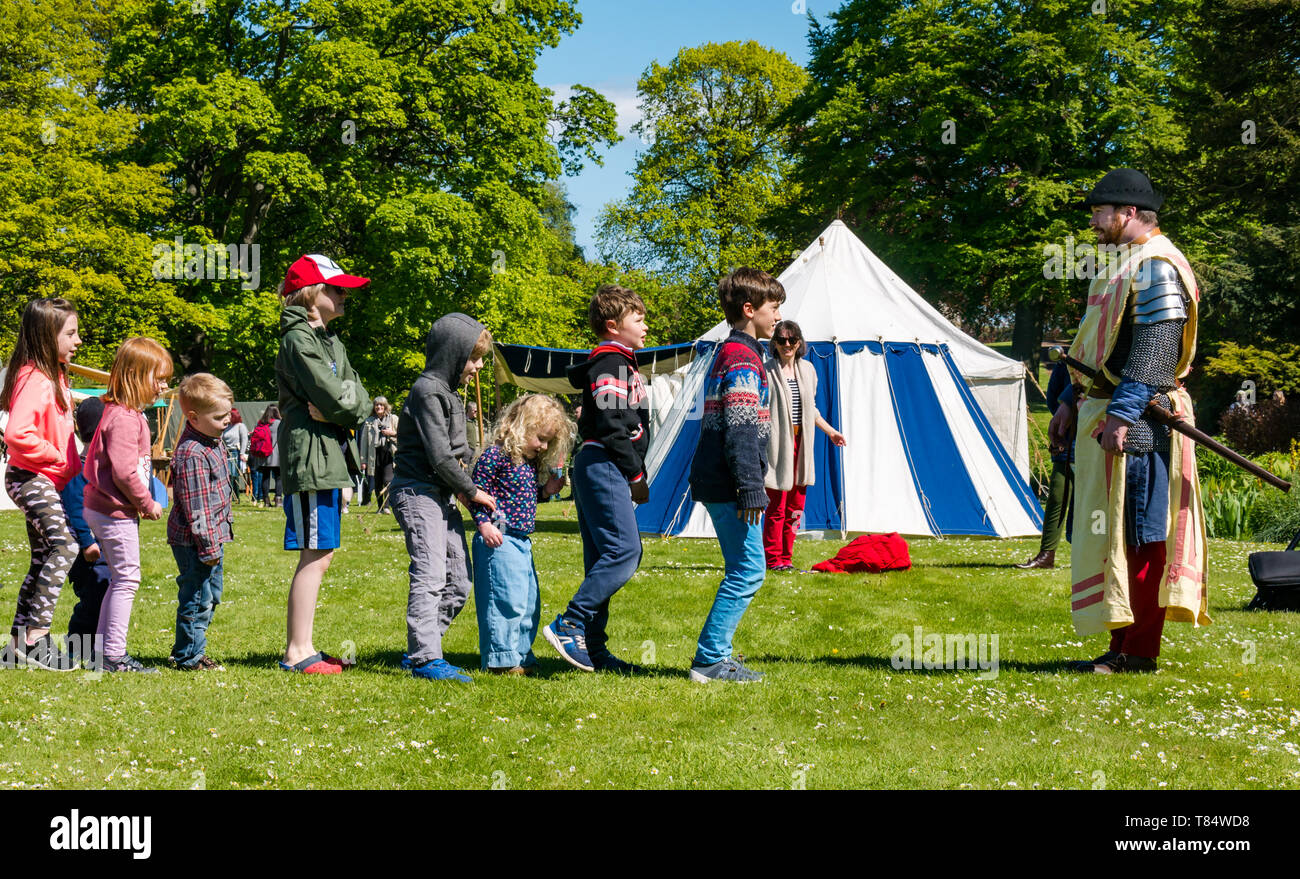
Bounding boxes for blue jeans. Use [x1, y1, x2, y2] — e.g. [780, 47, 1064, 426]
[566, 445, 643, 654]
[250, 467, 264, 501]
[472, 532, 540, 669]
[171, 544, 224, 666]
[695, 502, 766, 666]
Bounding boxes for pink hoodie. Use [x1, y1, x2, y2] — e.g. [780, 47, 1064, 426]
[83, 402, 155, 519]
[2, 363, 80, 489]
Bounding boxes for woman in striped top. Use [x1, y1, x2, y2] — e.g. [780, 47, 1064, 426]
[763, 320, 847, 571]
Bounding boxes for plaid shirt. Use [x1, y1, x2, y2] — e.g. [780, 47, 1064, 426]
[167, 424, 234, 562]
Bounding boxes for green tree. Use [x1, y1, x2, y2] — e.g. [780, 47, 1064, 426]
[779, 0, 1193, 367]
[102, 0, 619, 397]
[0, 0, 211, 371]
[1163, 0, 1300, 348]
[596, 40, 808, 340]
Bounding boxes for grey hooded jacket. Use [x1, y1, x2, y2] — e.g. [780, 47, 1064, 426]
[391, 313, 485, 497]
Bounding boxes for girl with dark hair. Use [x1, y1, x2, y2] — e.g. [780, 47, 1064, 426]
[763, 320, 847, 572]
[2, 298, 83, 669]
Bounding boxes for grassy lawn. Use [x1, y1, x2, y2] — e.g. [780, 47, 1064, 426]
[0, 500, 1297, 790]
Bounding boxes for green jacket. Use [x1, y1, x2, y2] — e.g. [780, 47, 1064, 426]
[275, 306, 372, 495]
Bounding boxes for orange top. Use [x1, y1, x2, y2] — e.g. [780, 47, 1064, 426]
[2, 363, 80, 489]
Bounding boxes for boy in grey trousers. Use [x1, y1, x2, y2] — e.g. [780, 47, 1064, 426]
[390, 313, 496, 682]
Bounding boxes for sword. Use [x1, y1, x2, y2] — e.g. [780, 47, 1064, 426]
[1048, 347, 1291, 492]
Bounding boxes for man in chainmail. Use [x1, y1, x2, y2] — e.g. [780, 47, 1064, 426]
[1049, 169, 1211, 674]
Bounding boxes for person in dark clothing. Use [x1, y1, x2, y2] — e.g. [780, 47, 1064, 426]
[1017, 359, 1075, 569]
[62, 396, 109, 658]
[542, 285, 651, 675]
[389, 313, 497, 683]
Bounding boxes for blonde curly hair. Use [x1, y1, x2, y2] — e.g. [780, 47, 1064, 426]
[490, 394, 575, 476]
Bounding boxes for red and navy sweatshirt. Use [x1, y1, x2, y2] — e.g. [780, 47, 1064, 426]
[567, 340, 651, 484]
[688, 330, 771, 511]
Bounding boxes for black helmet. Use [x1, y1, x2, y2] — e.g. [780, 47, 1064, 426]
[1082, 168, 1164, 212]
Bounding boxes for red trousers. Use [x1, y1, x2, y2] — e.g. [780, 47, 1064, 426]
[764, 431, 806, 568]
[1108, 541, 1168, 659]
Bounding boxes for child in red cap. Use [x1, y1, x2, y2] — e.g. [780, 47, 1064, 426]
[275, 254, 372, 674]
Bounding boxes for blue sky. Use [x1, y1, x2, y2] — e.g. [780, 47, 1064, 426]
[535, 0, 828, 258]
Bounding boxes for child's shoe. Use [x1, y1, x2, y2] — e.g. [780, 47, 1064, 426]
[590, 648, 646, 675]
[103, 653, 160, 674]
[411, 658, 472, 683]
[689, 656, 763, 684]
[20, 634, 79, 671]
[543, 615, 594, 671]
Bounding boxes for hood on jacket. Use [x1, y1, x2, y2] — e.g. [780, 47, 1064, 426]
[566, 341, 639, 391]
[423, 313, 488, 389]
[280, 305, 316, 338]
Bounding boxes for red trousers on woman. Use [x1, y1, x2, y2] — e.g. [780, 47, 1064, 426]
[763, 430, 806, 568]
[1107, 541, 1168, 659]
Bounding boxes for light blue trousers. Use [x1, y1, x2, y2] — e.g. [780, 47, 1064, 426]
[694, 502, 766, 666]
[472, 532, 541, 670]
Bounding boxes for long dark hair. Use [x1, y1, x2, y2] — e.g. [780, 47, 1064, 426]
[0, 298, 78, 413]
[260, 404, 280, 424]
[771, 320, 807, 361]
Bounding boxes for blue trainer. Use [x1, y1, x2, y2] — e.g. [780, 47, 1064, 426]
[411, 658, 472, 683]
[542, 614, 594, 672]
[400, 652, 412, 670]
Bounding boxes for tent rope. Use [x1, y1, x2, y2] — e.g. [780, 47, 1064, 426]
[1022, 363, 1052, 494]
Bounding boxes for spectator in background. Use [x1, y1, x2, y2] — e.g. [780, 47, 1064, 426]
[1017, 359, 1074, 570]
[262, 404, 281, 507]
[221, 407, 249, 502]
[359, 396, 398, 513]
[465, 401, 481, 463]
[249, 405, 279, 507]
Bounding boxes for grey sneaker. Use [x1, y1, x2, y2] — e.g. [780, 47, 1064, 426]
[103, 654, 159, 674]
[689, 656, 764, 684]
[18, 634, 78, 671]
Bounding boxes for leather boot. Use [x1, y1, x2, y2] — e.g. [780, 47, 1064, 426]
[1015, 550, 1055, 569]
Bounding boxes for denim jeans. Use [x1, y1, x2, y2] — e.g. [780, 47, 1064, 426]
[695, 502, 766, 666]
[472, 532, 540, 670]
[170, 544, 224, 666]
[565, 444, 643, 654]
[250, 467, 264, 502]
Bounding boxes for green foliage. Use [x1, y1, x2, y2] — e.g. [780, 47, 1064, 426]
[1195, 340, 1300, 429]
[596, 40, 808, 338]
[0, 0, 622, 397]
[0, 0, 216, 370]
[778, 0, 1193, 358]
[1197, 441, 1298, 540]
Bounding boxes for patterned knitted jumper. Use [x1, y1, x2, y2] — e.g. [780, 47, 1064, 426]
[688, 329, 771, 510]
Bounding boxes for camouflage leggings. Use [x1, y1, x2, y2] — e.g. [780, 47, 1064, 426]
[4, 467, 79, 636]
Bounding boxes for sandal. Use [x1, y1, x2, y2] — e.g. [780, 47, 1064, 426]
[320, 651, 355, 669]
[278, 652, 341, 674]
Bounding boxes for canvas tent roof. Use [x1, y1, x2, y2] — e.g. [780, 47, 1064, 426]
[636, 220, 1041, 539]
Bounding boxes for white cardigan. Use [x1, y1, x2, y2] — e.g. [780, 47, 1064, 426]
[764, 357, 819, 491]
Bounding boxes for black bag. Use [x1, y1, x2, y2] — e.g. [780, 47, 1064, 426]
[1246, 529, 1300, 611]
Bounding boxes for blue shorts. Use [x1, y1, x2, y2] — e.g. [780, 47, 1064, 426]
[284, 490, 342, 551]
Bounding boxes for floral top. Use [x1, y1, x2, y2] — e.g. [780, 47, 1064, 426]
[471, 445, 541, 534]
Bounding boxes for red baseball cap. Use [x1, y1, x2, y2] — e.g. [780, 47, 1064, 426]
[281, 254, 370, 296]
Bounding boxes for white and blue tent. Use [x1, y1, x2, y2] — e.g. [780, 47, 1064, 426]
[636, 221, 1043, 539]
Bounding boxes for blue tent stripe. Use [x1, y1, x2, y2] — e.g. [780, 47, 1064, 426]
[800, 342, 842, 531]
[935, 347, 1044, 529]
[883, 344, 999, 537]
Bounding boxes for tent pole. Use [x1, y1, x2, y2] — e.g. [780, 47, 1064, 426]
[475, 370, 485, 450]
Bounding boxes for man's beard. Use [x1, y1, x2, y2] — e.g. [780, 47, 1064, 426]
[1094, 214, 1126, 245]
